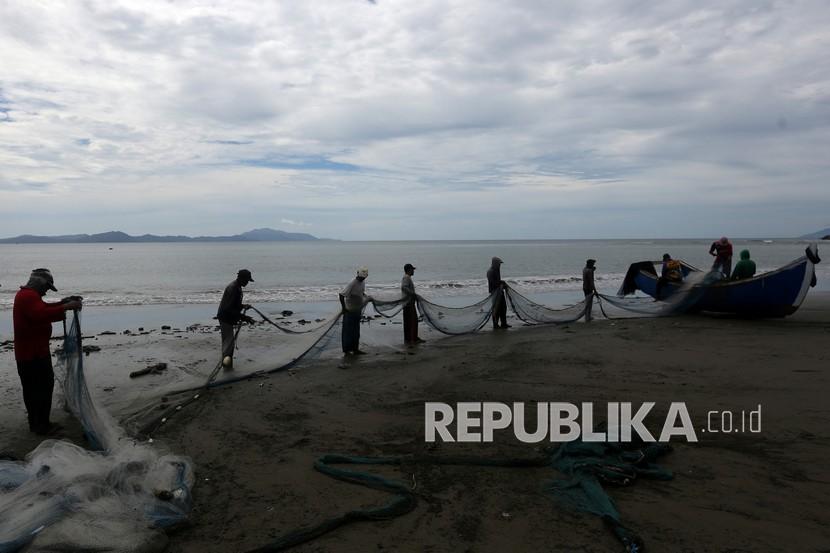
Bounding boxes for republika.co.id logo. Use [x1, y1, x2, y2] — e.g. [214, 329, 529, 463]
[425, 402, 762, 443]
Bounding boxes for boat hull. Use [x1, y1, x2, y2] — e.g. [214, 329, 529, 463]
[629, 246, 819, 317]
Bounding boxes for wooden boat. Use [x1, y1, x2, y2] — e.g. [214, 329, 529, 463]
[618, 244, 820, 317]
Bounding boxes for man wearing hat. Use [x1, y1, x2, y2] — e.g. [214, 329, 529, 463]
[13, 268, 82, 435]
[339, 267, 372, 355]
[401, 263, 424, 345]
[487, 256, 510, 329]
[217, 269, 255, 369]
[582, 259, 597, 322]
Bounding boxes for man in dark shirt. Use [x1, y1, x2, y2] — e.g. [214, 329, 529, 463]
[13, 268, 82, 435]
[487, 257, 510, 329]
[582, 259, 597, 322]
[401, 263, 424, 345]
[217, 269, 255, 369]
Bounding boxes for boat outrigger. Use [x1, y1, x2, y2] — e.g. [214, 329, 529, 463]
[618, 244, 821, 317]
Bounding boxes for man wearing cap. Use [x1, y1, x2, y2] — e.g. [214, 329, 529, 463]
[217, 269, 255, 369]
[582, 259, 597, 322]
[339, 267, 372, 355]
[13, 269, 82, 435]
[487, 257, 510, 329]
[401, 263, 424, 345]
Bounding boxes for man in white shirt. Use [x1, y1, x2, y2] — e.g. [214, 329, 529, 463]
[339, 267, 372, 355]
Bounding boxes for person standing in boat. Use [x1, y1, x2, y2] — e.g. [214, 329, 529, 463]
[401, 263, 424, 345]
[339, 267, 373, 355]
[487, 257, 510, 329]
[731, 249, 757, 280]
[709, 237, 733, 278]
[582, 259, 597, 322]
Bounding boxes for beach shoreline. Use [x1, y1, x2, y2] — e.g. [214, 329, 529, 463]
[2, 293, 829, 551]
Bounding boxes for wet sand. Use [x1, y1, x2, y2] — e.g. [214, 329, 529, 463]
[2, 294, 830, 552]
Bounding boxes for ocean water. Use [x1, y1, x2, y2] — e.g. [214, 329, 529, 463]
[0, 239, 826, 335]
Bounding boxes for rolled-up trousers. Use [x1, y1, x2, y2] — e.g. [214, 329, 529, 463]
[220, 321, 236, 360]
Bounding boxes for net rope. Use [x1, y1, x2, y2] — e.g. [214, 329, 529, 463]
[130, 283, 707, 437]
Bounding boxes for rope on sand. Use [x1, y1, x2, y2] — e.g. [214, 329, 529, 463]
[243, 442, 671, 553]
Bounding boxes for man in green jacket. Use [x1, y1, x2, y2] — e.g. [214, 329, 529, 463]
[731, 250, 757, 280]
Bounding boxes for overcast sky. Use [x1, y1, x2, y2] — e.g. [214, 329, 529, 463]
[1, 1, 829, 240]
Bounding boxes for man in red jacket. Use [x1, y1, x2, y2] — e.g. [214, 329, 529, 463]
[709, 236, 733, 279]
[13, 268, 82, 435]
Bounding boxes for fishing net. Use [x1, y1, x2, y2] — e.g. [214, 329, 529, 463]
[504, 284, 588, 324]
[370, 294, 411, 319]
[136, 290, 498, 437]
[548, 439, 673, 553]
[0, 311, 194, 553]
[61, 310, 121, 451]
[415, 291, 498, 335]
[600, 270, 714, 318]
[130, 312, 344, 438]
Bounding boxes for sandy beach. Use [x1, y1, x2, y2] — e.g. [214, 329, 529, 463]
[2, 294, 830, 552]
[5, 0, 830, 549]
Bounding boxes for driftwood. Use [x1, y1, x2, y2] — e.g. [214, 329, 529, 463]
[129, 362, 168, 379]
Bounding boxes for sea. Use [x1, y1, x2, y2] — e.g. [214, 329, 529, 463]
[0, 239, 827, 337]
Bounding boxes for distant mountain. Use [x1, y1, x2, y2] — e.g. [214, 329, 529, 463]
[233, 228, 318, 241]
[0, 228, 322, 244]
[799, 227, 830, 240]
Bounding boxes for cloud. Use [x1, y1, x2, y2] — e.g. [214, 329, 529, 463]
[0, 0, 829, 239]
[280, 218, 311, 227]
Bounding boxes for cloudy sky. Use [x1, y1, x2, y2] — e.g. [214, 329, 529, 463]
[1, 1, 829, 240]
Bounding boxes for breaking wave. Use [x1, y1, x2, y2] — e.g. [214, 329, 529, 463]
[0, 273, 628, 308]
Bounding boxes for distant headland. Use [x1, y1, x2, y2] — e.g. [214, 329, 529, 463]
[800, 227, 830, 240]
[0, 228, 326, 244]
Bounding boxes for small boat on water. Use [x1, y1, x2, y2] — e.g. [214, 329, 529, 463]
[618, 244, 821, 317]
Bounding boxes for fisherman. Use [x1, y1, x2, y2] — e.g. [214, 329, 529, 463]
[13, 269, 83, 435]
[582, 259, 597, 322]
[655, 253, 683, 300]
[339, 267, 373, 355]
[217, 269, 255, 369]
[401, 263, 424, 345]
[709, 237, 733, 278]
[731, 249, 757, 280]
[487, 257, 510, 329]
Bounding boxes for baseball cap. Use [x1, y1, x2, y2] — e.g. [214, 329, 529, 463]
[31, 268, 57, 291]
